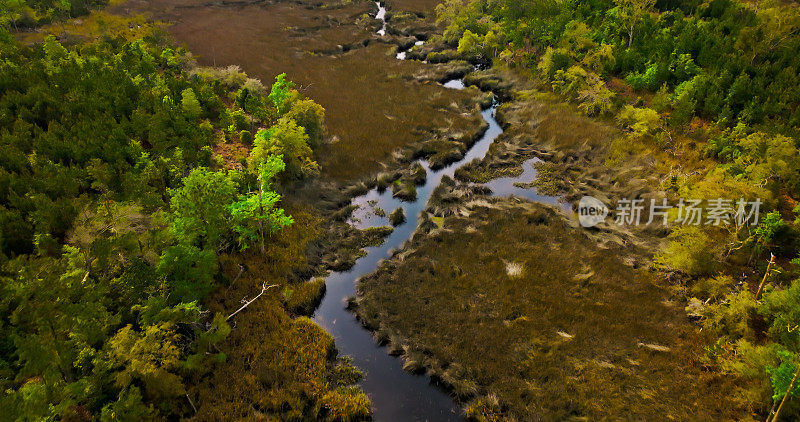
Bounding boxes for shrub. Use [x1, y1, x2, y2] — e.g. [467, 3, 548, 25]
[537, 47, 571, 81]
[251, 118, 318, 179]
[284, 99, 325, 148]
[616, 105, 662, 136]
[702, 290, 757, 340]
[389, 208, 405, 226]
[239, 130, 253, 146]
[691, 275, 735, 300]
[229, 109, 249, 132]
[656, 225, 724, 276]
[626, 62, 662, 91]
[189, 65, 247, 88]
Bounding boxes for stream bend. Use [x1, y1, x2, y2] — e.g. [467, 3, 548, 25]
[311, 5, 565, 420]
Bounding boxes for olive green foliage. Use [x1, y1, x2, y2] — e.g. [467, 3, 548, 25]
[252, 118, 319, 179]
[239, 129, 253, 145]
[617, 105, 662, 137]
[169, 167, 238, 249]
[456, 29, 505, 60]
[0, 0, 107, 29]
[157, 244, 217, 303]
[656, 225, 724, 276]
[284, 98, 326, 148]
[614, 0, 657, 46]
[436, 0, 800, 127]
[0, 36, 220, 259]
[180, 87, 203, 119]
[191, 212, 370, 420]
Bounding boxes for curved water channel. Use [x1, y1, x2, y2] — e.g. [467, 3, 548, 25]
[311, 3, 567, 420]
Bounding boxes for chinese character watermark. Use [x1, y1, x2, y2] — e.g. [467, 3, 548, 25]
[577, 196, 762, 228]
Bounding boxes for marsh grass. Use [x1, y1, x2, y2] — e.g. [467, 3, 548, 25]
[453, 70, 622, 190]
[389, 207, 405, 226]
[383, 0, 443, 13]
[355, 201, 745, 420]
[139, 0, 484, 183]
[187, 207, 371, 420]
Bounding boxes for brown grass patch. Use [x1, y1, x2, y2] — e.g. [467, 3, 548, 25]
[128, 0, 483, 182]
[213, 138, 250, 170]
[355, 202, 745, 420]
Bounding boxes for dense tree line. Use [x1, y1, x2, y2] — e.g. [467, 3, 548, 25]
[436, 0, 800, 418]
[439, 0, 800, 129]
[1, 0, 108, 29]
[0, 24, 334, 418]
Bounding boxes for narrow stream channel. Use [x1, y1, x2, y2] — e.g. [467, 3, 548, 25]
[311, 4, 567, 420]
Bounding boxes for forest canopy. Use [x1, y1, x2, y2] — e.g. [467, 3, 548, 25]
[0, 25, 343, 418]
[437, 0, 800, 129]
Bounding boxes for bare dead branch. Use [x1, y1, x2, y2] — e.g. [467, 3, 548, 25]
[186, 393, 198, 415]
[226, 282, 278, 321]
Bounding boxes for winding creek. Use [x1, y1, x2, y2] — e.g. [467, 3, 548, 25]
[311, 3, 567, 420]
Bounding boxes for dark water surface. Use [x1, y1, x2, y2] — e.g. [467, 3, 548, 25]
[312, 101, 500, 422]
[313, 93, 566, 420]
[310, 5, 568, 421]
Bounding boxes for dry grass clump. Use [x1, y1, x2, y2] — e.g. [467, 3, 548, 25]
[355, 202, 745, 420]
[504, 261, 524, 277]
[384, 0, 443, 13]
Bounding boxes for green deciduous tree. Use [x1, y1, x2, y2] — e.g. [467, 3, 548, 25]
[105, 323, 186, 400]
[284, 99, 325, 148]
[766, 350, 800, 422]
[736, 2, 800, 66]
[614, 0, 656, 48]
[268, 73, 295, 114]
[1, 250, 117, 419]
[157, 244, 217, 303]
[230, 155, 293, 253]
[730, 133, 800, 193]
[457, 29, 482, 55]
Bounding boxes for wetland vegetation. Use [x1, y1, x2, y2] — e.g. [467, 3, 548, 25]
[2, 0, 800, 420]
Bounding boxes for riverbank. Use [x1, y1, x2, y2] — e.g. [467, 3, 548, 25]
[118, 0, 497, 418]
